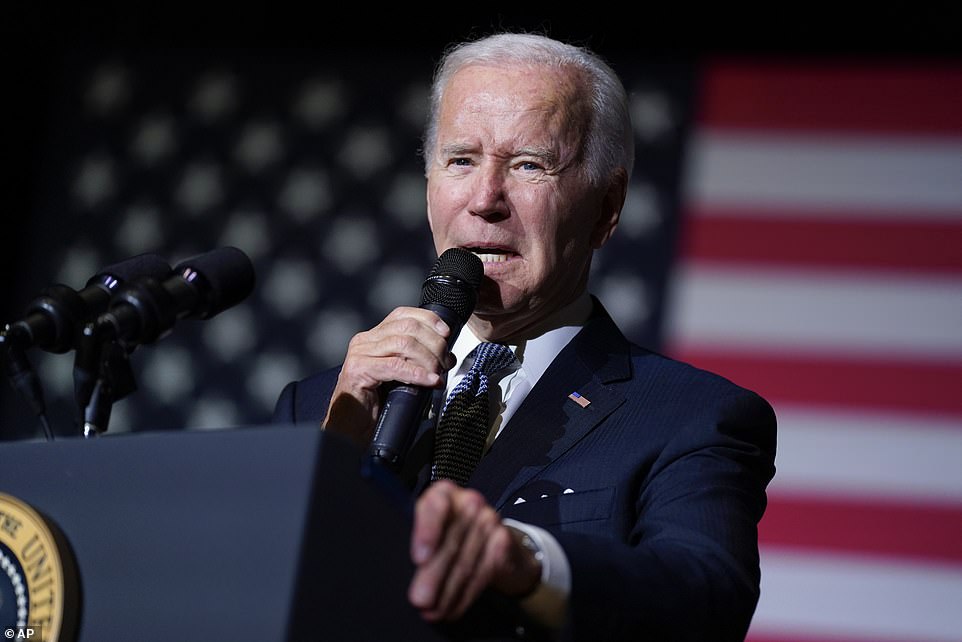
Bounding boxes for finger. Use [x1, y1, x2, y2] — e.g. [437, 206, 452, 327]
[346, 317, 453, 387]
[380, 306, 453, 339]
[371, 318, 452, 366]
[342, 346, 445, 390]
[365, 307, 452, 356]
[410, 486, 503, 621]
[409, 483, 478, 616]
[435, 496, 502, 619]
[410, 481, 456, 565]
[451, 523, 515, 618]
[425, 489, 489, 617]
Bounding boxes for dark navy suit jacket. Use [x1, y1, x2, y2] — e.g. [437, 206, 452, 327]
[274, 301, 777, 641]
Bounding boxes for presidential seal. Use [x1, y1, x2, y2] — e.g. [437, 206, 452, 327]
[0, 494, 78, 642]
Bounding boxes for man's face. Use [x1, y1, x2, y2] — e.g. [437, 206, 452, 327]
[426, 64, 617, 340]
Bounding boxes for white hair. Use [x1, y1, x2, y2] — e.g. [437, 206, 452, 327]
[423, 32, 635, 187]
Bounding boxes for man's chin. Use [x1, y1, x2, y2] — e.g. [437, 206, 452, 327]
[471, 299, 523, 325]
[472, 303, 509, 318]
[474, 281, 505, 312]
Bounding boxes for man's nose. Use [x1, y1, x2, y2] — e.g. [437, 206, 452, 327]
[467, 164, 509, 221]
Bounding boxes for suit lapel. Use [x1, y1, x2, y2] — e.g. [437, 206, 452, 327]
[468, 303, 632, 510]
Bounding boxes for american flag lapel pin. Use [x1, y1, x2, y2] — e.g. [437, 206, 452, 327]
[568, 391, 591, 408]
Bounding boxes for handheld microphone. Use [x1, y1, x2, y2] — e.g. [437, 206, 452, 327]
[368, 247, 483, 470]
[94, 246, 255, 346]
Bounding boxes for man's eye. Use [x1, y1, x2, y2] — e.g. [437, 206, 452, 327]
[519, 161, 542, 171]
[450, 158, 472, 166]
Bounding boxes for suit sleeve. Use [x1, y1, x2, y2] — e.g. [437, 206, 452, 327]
[273, 380, 298, 424]
[271, 367, 341, 426]
[555, 388, 777, 642]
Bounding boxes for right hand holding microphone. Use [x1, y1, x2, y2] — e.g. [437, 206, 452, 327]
[324, 247, 483, 461]
[323, 306, 455, 448]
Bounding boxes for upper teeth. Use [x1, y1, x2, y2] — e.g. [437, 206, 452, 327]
[471, 252, 509, 263]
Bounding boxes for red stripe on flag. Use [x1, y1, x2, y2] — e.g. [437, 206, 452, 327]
[667, 348, 962, 416]
[700, 62, 962, 135]
[680, 208, 962, 274]
[761, 494, 962, 564]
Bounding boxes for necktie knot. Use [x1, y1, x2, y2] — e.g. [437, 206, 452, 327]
[444, 342, 515, 411]
[468, 341, 516, 376]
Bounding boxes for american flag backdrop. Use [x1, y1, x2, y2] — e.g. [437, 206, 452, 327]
[2, 21, 962, 641]
[668, 62, 962, 641]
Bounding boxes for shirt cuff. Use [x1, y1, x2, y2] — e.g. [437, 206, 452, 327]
[502, 518, 571, 631]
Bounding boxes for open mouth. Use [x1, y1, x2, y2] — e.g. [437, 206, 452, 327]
[463, 246, 516, 263]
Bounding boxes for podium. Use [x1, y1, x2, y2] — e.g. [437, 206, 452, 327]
[0, 425, 517, 642]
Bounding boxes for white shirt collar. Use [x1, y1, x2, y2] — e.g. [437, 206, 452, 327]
[448, 290, 593, 388]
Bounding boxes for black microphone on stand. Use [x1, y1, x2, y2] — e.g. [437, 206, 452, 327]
[92, 246, 255, 347]
[368, 248, 483, 471]
[78, 246, 255, 436]
[3, 253, 171, 353]
[1, 253, 170, 440]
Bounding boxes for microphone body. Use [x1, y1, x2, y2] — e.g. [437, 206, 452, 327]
[2, 253, 169, 433]
[369, 248, 483, 470]
[96, 246, 255, 346]
[5, 253, 171, 353]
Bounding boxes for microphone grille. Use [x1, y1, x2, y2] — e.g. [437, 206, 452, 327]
[419, 248, 483, 322]
[428, 248, 483, 287]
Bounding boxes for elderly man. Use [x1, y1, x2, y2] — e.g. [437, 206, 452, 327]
[275, 32, 776, 641]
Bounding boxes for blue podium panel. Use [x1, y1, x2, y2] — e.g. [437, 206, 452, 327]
[0, 425, 447, 642]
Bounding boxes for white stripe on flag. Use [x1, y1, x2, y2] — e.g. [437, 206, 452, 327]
[665, 263, 962, 359]
[751, 547, 962, 641]
[770, 404, 962, 504]
[684, 130, 962, 215]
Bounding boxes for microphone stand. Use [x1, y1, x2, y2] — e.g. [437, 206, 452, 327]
[1, 324, 54, 441]
[75, 320, 137, 437]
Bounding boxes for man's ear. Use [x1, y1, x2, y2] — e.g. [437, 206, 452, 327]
[590, 169, 628, 249]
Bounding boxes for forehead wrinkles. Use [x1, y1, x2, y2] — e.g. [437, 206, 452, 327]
[440, 65, 587, 164]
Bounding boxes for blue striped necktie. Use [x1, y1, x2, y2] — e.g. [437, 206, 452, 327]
[431, 342, 516, 486]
